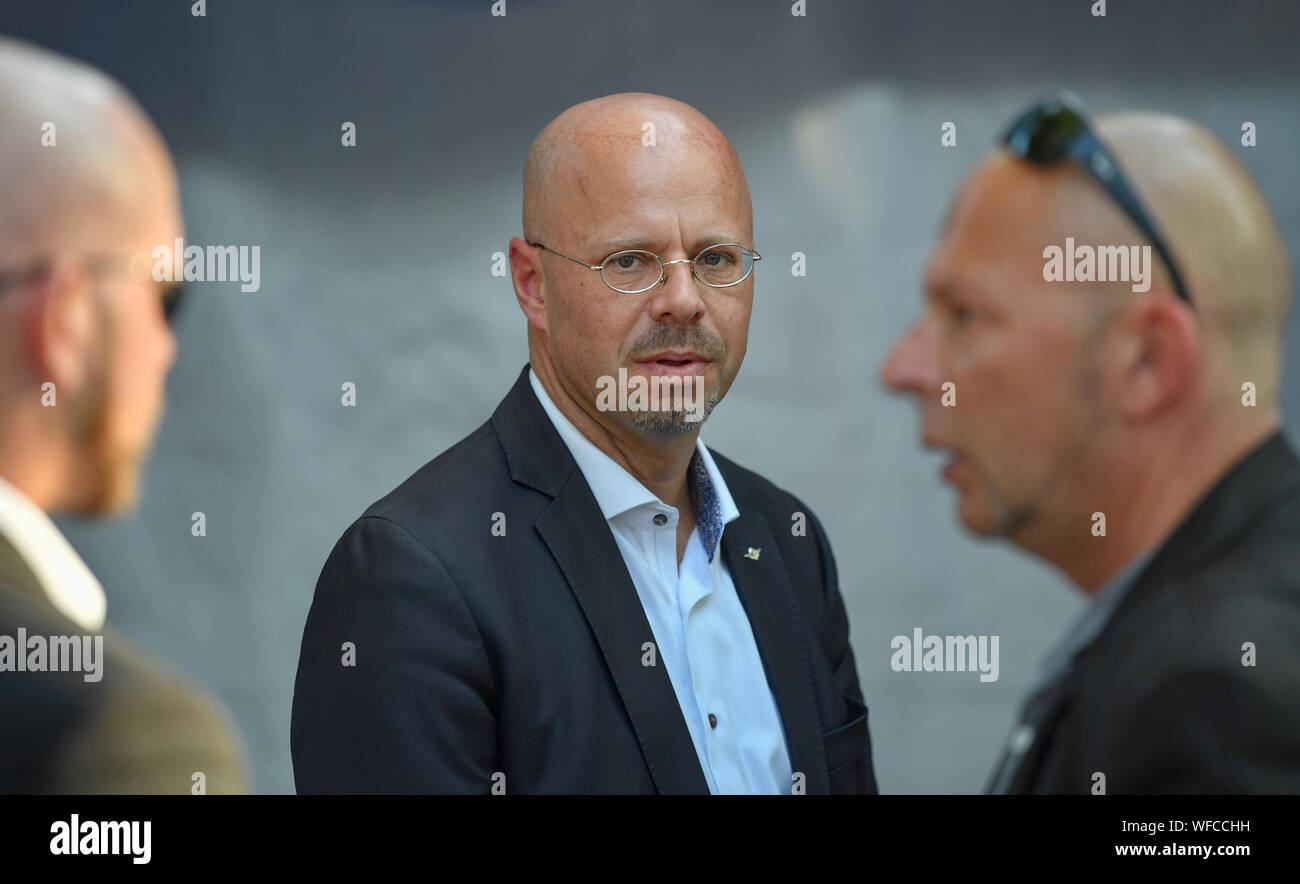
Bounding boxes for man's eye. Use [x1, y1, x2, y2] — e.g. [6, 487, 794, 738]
[952, 304, 977, 324]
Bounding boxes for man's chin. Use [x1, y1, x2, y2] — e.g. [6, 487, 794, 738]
[956, 500, 1001, 537]
[955, 487, 1020, 538]
[630, 409, 708, 435]
[78, 452, 146, 517]
[98, 480, 141, 518]
[635, 399, 721, 435]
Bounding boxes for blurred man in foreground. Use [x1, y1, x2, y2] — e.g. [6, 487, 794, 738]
[883, 92, 1300, 793]
[0, 37, 246, 793]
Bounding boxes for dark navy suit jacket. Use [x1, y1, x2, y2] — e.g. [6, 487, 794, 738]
[291, 364, 877, 794]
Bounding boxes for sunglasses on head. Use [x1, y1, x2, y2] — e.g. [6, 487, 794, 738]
[1000, 90, 1192, 306]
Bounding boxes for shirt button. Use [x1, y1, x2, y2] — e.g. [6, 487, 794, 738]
[708, 713, 717, 729]
[653, 513, 668, 526]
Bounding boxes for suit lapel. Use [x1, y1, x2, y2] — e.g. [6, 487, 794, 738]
[494, 365, 708, 794]
[721, 511, 831, 794]
[495, 363, 835, 793]
[987, 672, 1077, 793]
[535, 479, 710, 794]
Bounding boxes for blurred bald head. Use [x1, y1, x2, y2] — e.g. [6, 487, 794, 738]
[0, 38, 179, 515]
[0, 37, 178, 267]
[1058, 111, 1291, 403]
[884, 102, 1289, 587]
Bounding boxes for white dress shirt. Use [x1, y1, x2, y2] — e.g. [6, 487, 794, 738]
[0, 474, 106, 631]
[529, 368, 792, 793]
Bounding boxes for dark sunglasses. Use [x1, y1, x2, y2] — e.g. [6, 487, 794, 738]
[160, 280, 186, 323]
[1000, 90, 1191, 306]
[0, 257, 186, 325]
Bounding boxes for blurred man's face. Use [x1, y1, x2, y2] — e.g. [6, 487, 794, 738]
[74, 147, 180, 515]
[538, 135, 753, 436]
[881, 156, 1102, 540]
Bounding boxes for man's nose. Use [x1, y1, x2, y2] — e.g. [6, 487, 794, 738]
[881, 315, 941, 395]
[648, 259, 706, 324]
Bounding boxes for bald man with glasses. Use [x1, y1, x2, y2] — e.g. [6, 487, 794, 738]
[0, 37, 245, 794]
[292, 92, 877, 794]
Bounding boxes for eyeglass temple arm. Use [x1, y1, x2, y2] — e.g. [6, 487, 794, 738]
[528, 241, 602, 271]
[1069, 134, 1191, 304]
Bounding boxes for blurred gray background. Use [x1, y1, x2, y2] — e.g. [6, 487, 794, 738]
[3, 0, 1297, 793]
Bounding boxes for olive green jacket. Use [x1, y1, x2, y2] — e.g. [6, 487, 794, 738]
[0, 531, 247, 794]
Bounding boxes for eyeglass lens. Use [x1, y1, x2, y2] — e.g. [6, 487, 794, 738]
[600, 245, 754, 293]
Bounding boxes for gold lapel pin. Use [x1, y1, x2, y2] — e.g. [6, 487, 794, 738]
[744, 547, 761, 561]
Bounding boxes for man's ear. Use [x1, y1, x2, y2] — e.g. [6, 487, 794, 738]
[1115, 295, 1200, 421]
[23, 260, 95, 396]
[509, 237, 548, 332]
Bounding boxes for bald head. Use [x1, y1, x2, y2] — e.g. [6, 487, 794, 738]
[0, 37, 178, 267]
[522, 93, 751, 248]
[0, 39, 179, 516]
[1045, 111, 1291, 401]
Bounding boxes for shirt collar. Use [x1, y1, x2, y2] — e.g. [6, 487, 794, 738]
[528, 367, 739, 561]
[0, 474, 106, 631]
[1037, 548, 1155, 685]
